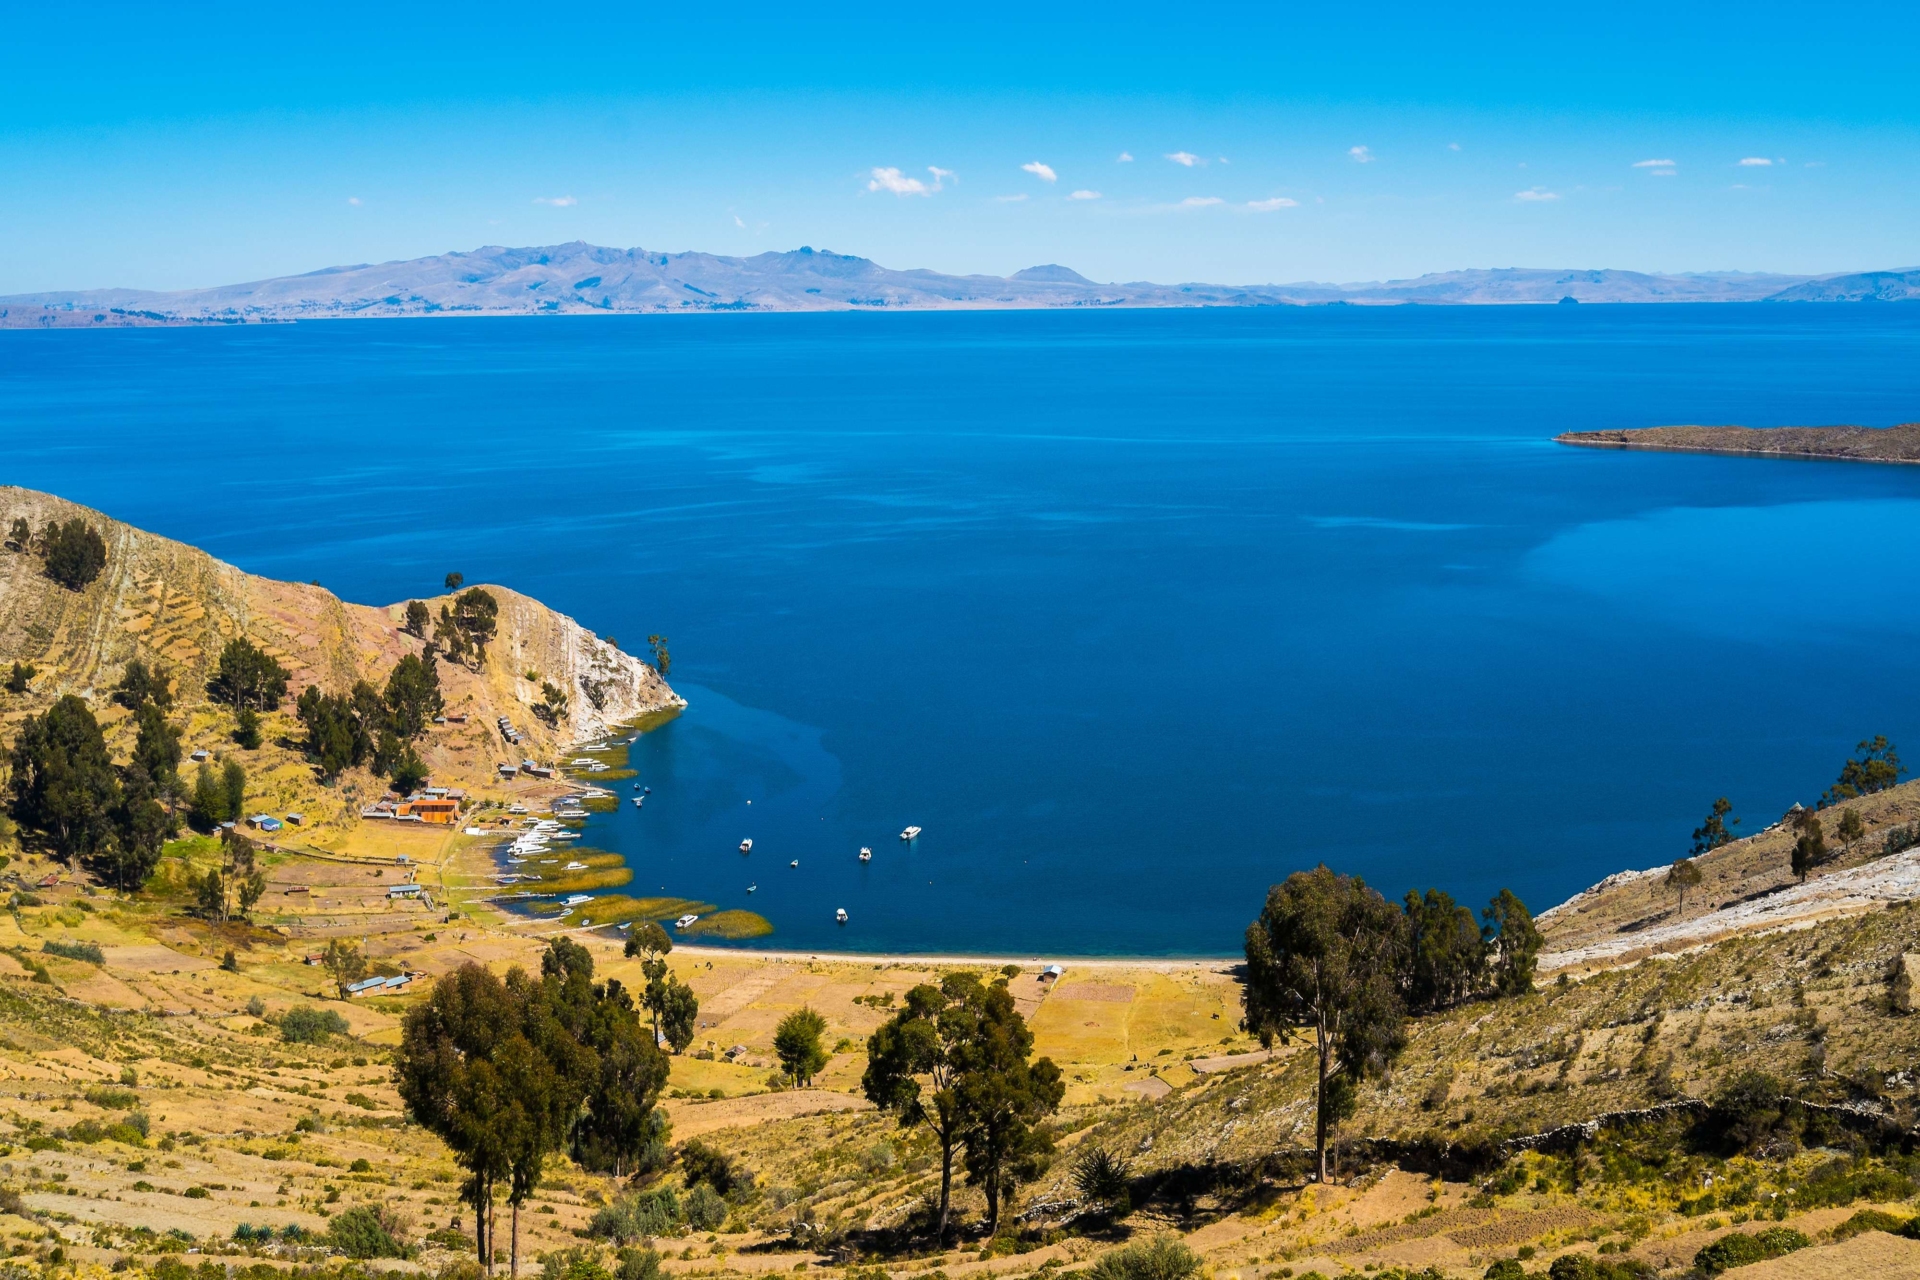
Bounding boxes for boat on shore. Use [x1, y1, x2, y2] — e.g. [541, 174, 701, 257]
[563, 893, 591, 907]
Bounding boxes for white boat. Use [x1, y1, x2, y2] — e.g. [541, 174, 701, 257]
[564, 893, 592, 906]
[632, 797, 644, 808]
[900, 826, 921, 841]
[674, 913, 699, 929]
[836, 908, 848, 924]
[789, 859, 799, 868]
[564, 861, 586, 870]
[858, 847, 872, 862]
[746, 883, 757, 894]
[739, 839, 753, 853]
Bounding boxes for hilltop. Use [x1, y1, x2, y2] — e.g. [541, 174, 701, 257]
[5, 244, 1914, 325]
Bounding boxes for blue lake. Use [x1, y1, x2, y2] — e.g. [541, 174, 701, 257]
[5, 306, 1920, 954]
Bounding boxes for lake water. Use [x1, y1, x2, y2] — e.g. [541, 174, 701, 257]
[5, 306, 1920, 955]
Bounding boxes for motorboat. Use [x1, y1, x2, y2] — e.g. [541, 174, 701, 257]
[633, 782, 642, 791]
[746, 883, 757, 894]
[789, 859, 799, 868]
[674, 913, 699, 929]
[900, 826, 921, 841]
[836, 908, 848, 924]
[858, 847, 872, 862]
[564, 893, 592, 906]
[739, 839, 753, 853]
[632, 797, 644, 808]
[564, 861, 586, 871]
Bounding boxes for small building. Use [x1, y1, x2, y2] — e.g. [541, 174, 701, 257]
[446, 713, 468, 724]
[1040, 964, 1065, 981]
[388, 883, 425, 898]
[497, 763, 519, 778]
[361, 807, 395, 820]
[189, 749, 210, 763]
[285, 813, 305, 826]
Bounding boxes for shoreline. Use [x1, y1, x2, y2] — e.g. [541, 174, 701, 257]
[1556, 422, 1920, 466]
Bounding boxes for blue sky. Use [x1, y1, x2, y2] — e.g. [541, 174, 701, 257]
[4, 1, 1918, 291]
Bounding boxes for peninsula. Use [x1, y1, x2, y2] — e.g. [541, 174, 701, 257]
[1557, 421, 1920, 465]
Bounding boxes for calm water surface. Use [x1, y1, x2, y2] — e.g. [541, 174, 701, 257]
[4, 306, 1920, 954]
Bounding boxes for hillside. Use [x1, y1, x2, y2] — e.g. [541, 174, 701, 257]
[6, 243, 1903, 325]
[0, 485, 681, 827]
[1557, 422, 1920, 465]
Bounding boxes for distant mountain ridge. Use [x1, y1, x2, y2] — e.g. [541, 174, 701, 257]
[3, 242, 1914, 326]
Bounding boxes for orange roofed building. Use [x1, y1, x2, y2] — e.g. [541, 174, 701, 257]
[397, 797, 460, 824]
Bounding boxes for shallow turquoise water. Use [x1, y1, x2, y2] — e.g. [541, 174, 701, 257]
[4, 306, 1919, 953]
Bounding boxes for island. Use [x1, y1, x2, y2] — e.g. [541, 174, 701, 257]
[1557, 421, 1920, 464]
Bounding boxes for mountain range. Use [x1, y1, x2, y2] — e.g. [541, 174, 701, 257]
[4, 242, 1918, 325]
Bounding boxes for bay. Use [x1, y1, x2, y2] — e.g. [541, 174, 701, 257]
[4, 304, 1919, 954]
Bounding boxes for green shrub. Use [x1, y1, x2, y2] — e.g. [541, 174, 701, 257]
[1793, 1158, 1915, 1209]
[85, 1085, 138, 1110]
[184, 1187, 210, 1200]
[684, 1184, 727, 1231]
[1087, 1235, 1202, 1280]
[44, 939, 105, 964]
[679, 1141, 739, 1196]
[1694, 1226, 1810, 1275]
[1831, 1208, 1909, 1241]
[540, 1246, 612, 1280]
[280, 1005, 349, 1044]
[588, 1188, 681, 1244]
[325, 1205, 408, 1259]
[344, 1093, 379, 1110]
[615, 1248, 662, 1280]
[349, 1158, 373, 1173]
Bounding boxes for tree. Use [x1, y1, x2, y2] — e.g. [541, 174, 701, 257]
[1666, 857, 1704, 918]
[445, 572, 465, 591]
[774, 1007, 830, 1086]
[323, 938, 369, 997]
[391, 744, 430, 795]
[1836, 808, 1866, 857]
[1481, 888, 1541, 997]
[130, 701, 183, 808]
[223, 829, 266, 919]
[112, 659, 173, 712]
[107, 764, 170, 890]
[1791, 809, 1826, 884]
[222, 758, 247, 823]
[1691, 796, 1740, 854]
[188, 762, 231, 830]
[1243, 866, 1407, 1184]
[4, 517, 28, 550]
[296, 685, 373, 781]
[570, 990, 671, 1177]
[209, 637, 290, 711]
[438, 588, 500, 669]
[234, 707, 263, 750]
[403, 600, 433, 638]
[646, 635, 671, 679]
[955, 985, 1064, 1234]
[396, 963, 523, 1273]
[862, 973, 985, 1238]
[1072, 1147, 1132, 1220]
[654, 978, 698, 1053]
[6, 695, 120, 871]
[386, 653, 444, 738]
[1822, 736, 1906, 807]
[3, 662, 33, 695]
[533, 681, 570, 728]
[624, 921, 672, 964]
[41, 518, 107, 590]
[1400, 888, 1487, 1012]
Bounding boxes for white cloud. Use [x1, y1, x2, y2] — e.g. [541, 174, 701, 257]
[1246, 197, 1299, 211]
[1349, 145, 1373, 163]
[734, 215, 746, 228]
[534, 195, 577, 206]
[1022, 162, 1057, 183]
[1218, 156, 1230, 164]
[1632, 158, 1676, 168]
[346, 196, 361, 206]
[868, 166, 952, 196]
[1514, 187, 1560, 202]
[995, 193, 1029, 202]
[1166, 151, 1201, 167]
[1180, 196, 1224, 207]
[1448, 142, 1461, 151]
[1738, 156, 1773, 166]
[1069, 189, 1102, 200]
[1117, 151, 1134, 162]
[929, 166, 957, 185]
